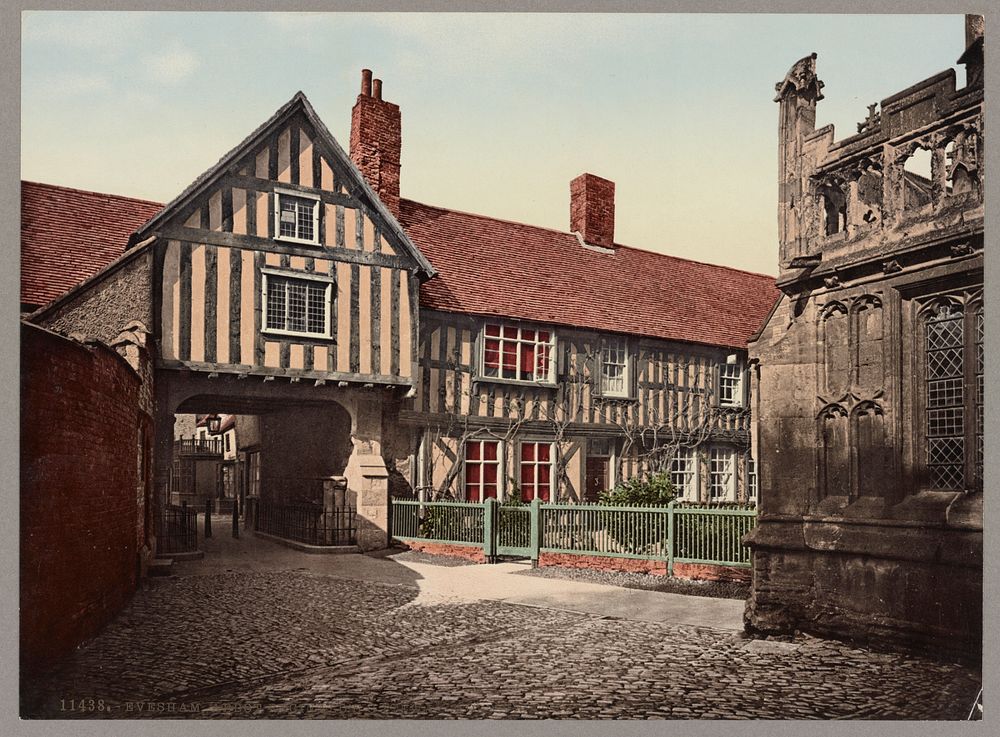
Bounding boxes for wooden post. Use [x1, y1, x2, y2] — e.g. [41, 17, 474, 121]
[204, 499, 213, 538]
[483, 498, 497, 563]
[232, 497, 240, 539]
[530, 498, 542, 567]
[667, 500, 676, 577]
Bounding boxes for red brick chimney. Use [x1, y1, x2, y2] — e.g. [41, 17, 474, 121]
[570, 173, 615, 249]
[350, 69, 401, 218]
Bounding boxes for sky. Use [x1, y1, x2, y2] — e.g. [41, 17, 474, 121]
[20, 12, 969, 276]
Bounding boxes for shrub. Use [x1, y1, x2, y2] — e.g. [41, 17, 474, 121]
[597, 472, 677, 507]
[596, 472, 676, 554]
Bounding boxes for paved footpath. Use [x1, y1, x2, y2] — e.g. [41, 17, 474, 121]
[22, 525, 981, 720]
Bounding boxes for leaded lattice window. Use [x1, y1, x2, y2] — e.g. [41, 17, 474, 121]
[275, 192, 319, 243]
[264, 273, 331, 337]
[925, 303, 966, 489]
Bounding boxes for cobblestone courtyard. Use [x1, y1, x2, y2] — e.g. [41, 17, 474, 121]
[22, 533, 981, 720]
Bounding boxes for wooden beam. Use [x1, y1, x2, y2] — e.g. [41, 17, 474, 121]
[156, 226, 414, 270]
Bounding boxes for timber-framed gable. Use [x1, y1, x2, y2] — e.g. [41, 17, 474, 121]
[141, 92, 432, 385]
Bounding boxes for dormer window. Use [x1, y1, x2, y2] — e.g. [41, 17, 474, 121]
[274, 189, 320, 244]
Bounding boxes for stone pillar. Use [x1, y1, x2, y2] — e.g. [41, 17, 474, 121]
[344, 396, 390, 551]
[322, 476, 350, 545]
[151, 381, 177, 558]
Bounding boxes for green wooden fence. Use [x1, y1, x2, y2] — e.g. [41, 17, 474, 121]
[390, 498, 756, 573]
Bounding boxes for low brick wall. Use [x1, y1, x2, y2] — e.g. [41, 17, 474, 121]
[21, 323, 145, 674]
[672, 561, 752, 583]
[400, 542, 751, 580]
[537, 552, 750, 582]
[402, 540, 486, 564]
[538, 552, 668, 575]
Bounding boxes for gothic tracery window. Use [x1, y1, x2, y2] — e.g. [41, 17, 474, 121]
[923, 300, 982, 491]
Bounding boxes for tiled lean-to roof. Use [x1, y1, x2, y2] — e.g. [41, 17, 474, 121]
[21, 182, 779, 349]
[20, 181, 163, 310]
[399, 199, 779, 350]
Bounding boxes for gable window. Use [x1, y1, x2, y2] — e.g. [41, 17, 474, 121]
[519, 441, 553, 502]
[481, 323, 555, 384]
[262, 270, 333, 338]
[921, 300, 983, 491]
[709, 447, 735, 501]
[670, 448, 698, 500]
[465, 439, 501, 502]
[718, 360, 744, 408]
[274, 189, 320, 244]
[600, 339, 631, 397]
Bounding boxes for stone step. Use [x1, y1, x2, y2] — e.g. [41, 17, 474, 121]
[148, 558, 174, 576]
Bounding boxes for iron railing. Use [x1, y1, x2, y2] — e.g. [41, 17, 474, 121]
[156, 503, 199, 554]
[390, 498, 756, 572]
[256, 501, 357, 546]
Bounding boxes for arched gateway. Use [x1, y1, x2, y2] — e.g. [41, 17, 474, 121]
[32, 91, 437, 554]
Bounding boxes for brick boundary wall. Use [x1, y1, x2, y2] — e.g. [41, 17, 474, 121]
[20, 322, 144, 674]
[398, 542, 750, 581]
[400, 540, 487, 564]
[537, 553, 752, 583]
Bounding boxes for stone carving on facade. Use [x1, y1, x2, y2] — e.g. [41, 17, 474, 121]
[856, 102, 881, 133]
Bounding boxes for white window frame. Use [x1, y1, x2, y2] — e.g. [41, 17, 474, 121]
[273, 188, 321, 245]
[747, 457, 758, 502]
[670, 447, 699, 500]
[719, 359, 745, 408]
[479, 322, 557, 385]
[709, 446, 736, 501]
[463, 439, 503, 502]
[518, 440, 555, 502]
[261, 268, 334, 339]
[600, 338, 631, 398]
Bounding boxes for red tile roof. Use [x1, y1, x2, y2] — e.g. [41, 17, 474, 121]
[399, 199, 779, 350]
[20, 182, 780, 348]
[21, 181, 163, 309]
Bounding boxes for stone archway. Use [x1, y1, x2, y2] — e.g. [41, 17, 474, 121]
[152, 370, 406, 553]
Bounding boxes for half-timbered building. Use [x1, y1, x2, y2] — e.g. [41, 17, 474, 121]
[23, 69, 778, 554]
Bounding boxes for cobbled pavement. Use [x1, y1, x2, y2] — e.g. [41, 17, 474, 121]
[22, 566, 981, 720]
